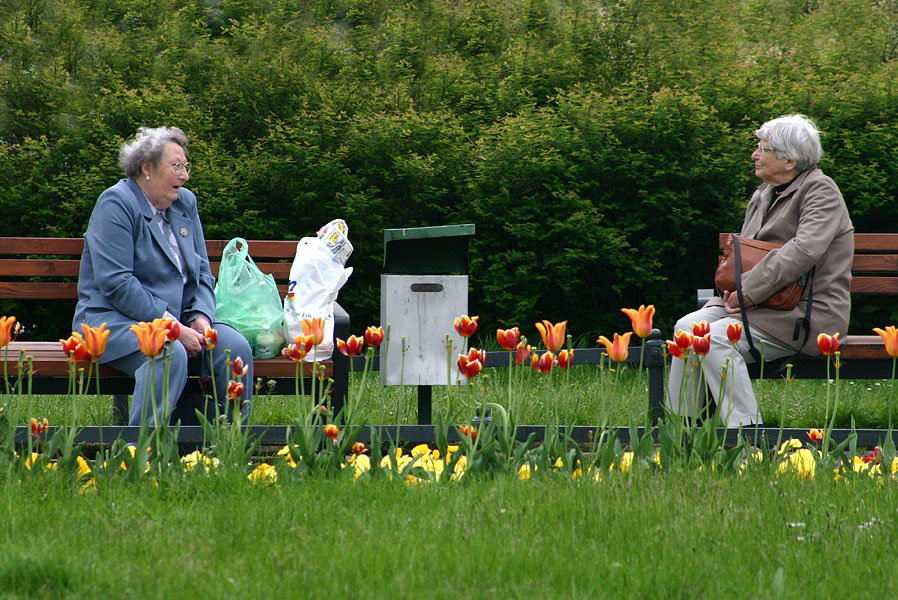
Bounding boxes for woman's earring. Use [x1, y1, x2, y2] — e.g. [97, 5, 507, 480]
[145, 175, 150, 180]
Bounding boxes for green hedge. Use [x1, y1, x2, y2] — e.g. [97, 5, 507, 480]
[2, 0, 897, 342]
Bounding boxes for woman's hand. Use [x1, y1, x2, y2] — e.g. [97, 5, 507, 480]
[723, 290, 755, 314]
[178, 317, 210, 357]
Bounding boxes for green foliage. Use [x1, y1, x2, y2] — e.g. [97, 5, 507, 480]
[2, 0, 898, 339]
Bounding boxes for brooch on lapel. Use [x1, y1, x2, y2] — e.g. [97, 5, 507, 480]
[179, 228, 188, 237]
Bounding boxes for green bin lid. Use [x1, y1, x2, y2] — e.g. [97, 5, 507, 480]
[383, 224, 475, 274]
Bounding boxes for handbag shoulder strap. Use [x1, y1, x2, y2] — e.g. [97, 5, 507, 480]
[733, 234, 764, 364]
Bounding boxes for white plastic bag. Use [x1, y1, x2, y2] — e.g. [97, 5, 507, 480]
[283, 236, 352, 361]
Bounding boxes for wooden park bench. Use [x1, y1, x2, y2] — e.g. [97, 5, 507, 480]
[0, 237, 349, 425]
[698, 232, 898, 380]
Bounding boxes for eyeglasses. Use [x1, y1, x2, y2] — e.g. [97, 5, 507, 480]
[756, 142, 778, 154]
[170, 162, 192, 175]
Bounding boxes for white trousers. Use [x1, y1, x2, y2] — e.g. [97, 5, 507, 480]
[666, 305, 796, 427]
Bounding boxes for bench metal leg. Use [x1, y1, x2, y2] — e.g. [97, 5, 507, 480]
[645, 330, 666, 423]
[112, 394, 129, 426]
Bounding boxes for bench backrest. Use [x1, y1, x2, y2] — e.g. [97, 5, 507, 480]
[718, 233, 898, 295]
[0, 237, 299, 300]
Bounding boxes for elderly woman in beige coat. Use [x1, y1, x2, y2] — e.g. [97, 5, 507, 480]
[667, 114, 854, 426]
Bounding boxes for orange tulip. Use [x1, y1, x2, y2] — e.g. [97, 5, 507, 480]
[0, 316, 20, 348]
[597, 332, 633, 363]
[337, 335, 365, 357]
[204, 327, 218, 349]
[496, 327, 520, 351]
[621, 305, 655, 339]
[727, 322, 743, 344]
[301, 317, 326, 346]
[456, 353, 483, 379]
[130, 321, 168, 357]
[59, 333, 88, 363]
[692, 334, 711, 356]
[232, 356, 249, 379]
[808, 428, 824, 443]
[674, 329, 693, 350]
[364, 326, 384, 348]
[873, 326, 898, 358]
[454, 315, 479, 338]
[817, 333, 840, 356]
[557, 349, 574, 371]
[515, 342, 531, 366]
[532, 350, 554, 374]
[666, 340, 685, 360]
[535, 320, 567, 352]
[351, 442, 366, 455]
[80, 323, 110, 362]
[150, 317, 180, 342]
[282, 335, 314, 362]
[324, 423, 340, 440]
[692, 320, 710, 337]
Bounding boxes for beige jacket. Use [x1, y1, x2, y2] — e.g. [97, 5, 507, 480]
[707, 167, 854, 354]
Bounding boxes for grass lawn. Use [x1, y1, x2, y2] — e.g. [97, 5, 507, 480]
[2, 468, 896, 599]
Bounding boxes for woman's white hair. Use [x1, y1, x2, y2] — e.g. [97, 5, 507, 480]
[118, 126, 188, 178]
[755, 114, 823, 172]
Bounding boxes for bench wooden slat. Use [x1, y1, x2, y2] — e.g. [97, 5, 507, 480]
[852, 233, 898, 252]
[204, 240, 299, 258]
[851, 255, 898, 272]
[0, 259, 81, 277]
[0, 238, 86, 255]
[850, 277, 898, 295]
[5, 342, 333, 378]
[0, 282, 78, 299]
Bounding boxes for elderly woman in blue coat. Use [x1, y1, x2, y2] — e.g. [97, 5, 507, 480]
[73, 126, 253, 425]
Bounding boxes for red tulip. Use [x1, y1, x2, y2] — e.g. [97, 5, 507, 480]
[152, 317, 180, 342]
[817, 333, 840, 356]
[457, 353, 483, 379]
[727, 322, 743, 344]
[59, 334, 88, 363]
[807, 428, 824, 443]
[621, 305, 655, 339]
[674, 329, 693, 350]
[557, 349, 574, 371]
[465, 347, 487, 366]
[515, 342, 531, 366]
[692, 320, 710, 337]
[496, 327, 520, 351]
[204, 327, 218, 350]
[692, 334, 711, 356]
[666, 340, 685, 360]
[324, 424, 339, 440]
[364, 326, 384, 348]
[337, 334, 365, 357]
[30, 417, 49, 436]
[351, 442, 366, 455]
[228, 380, 244, 402]
[454, 315, 479, 338]
[232, 356, 249, 379]
[532, 351, 555, 374]
[459, 425, 477, 441]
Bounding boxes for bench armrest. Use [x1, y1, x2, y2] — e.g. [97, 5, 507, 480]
[697, 288, 714, 311]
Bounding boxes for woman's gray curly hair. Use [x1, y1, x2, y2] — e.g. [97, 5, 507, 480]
[755, 114, 823, 172]
[118, 126, 188, 178]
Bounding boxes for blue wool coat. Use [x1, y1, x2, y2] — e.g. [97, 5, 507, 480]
[73, 178, 216, 363]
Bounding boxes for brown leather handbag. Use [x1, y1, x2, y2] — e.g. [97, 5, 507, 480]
[714, 234, 806, 310]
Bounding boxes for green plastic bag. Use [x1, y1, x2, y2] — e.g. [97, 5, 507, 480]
[214, 238, 285, 349]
